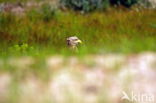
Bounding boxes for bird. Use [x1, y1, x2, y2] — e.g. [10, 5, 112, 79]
[66, 36, 82, 51]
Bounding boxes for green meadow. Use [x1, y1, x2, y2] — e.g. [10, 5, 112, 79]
[0, 1, 156, 103]
[1, 1, 155, 73]
[0, 7, 156, 57]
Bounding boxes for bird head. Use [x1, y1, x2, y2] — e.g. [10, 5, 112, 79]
[67, 36, 82, 49]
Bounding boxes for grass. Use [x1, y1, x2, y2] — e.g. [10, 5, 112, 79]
[0, 7, 156, 57]
[0, 5, 156, 103]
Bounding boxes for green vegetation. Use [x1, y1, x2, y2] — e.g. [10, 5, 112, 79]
[60, 0, 110, 12]
[0, 1, 156, 103]
[60, 0, 138, 12]
[0, 5, 156, 57]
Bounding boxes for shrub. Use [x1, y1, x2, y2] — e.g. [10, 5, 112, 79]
[110, 0, 138, 7]
[60, 0, 110, 12]
[60, 0, 139, 12]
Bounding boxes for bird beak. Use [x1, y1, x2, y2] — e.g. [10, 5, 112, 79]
[76, 40, 82, 44]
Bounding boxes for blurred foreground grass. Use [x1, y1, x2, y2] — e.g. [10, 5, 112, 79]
[0, 53, 156, 103]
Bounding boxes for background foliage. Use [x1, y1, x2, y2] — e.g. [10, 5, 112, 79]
[60, 0, 139, 12]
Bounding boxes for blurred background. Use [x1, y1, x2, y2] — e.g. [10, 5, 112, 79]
[0, 0, 156, 103]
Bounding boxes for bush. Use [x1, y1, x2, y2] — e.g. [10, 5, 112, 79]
[60, 0, 110, 12]
[60, 0, 139, 12]
[110, 0, 138, 7]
